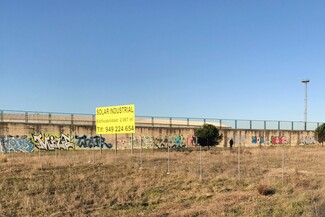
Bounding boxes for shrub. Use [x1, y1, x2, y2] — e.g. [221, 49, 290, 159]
[315, 123, 325, 145]
[194, 124, 222, 147]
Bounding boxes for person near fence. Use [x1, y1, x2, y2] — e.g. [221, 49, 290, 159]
[229, 138, 234, 150]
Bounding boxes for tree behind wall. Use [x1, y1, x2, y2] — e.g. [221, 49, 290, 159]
[195, 124, 223, 147]
[315, 123, 325, 146]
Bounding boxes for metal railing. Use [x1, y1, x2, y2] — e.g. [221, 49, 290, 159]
[0, 109, 323, 131]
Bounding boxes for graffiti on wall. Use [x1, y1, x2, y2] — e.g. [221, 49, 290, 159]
[155, 136, 171, 148]
[75, 135, 112, 149]
[114, 135, 204, 148]
[6, 133, 312, 151]
[0, 134, 192, 152]
[271, 136, 287, 145]
[300, 136, 317, 145]
[117, 138, 128, 149]
[141, 136, 154, 149]
[31, 133, 74, 150]
[116, 136, 139, 149]
[154, 135, 186, 148]
[252, 136, 265, 144]
[4, 133, 319, 151]
[173, 135, 184, 148]
[189, 136, 198, 146]
[0, 135, 34, 152]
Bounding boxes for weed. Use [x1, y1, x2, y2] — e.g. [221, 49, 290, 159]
[0, 147, 323, 216]
[257, 184, 276, 196]
[0, 156, 8, 163]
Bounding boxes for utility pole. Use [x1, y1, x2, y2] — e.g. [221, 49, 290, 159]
[301, 79, 310, 131]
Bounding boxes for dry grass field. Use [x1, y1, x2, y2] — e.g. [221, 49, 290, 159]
[0, 146, 325, 217]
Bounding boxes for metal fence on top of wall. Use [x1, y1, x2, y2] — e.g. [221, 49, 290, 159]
[0, 109, 323, 131]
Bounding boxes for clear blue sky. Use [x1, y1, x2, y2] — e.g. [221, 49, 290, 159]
[1, 0, 324, 122]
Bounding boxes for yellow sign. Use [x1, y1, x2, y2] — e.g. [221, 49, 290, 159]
[96, 104, 135, 134]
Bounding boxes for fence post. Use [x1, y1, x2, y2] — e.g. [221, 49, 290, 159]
[264, 121, 266, 130]
[0, 111, 3, 122]
[92, 115, 95, 126]
[281, 130, 285, 184]
[238, 136, 241, 181]
[167, 140, 170, 175]
[199, 145, 202, 180]
[187, 118, 189, 126]
[304, 122, 307, 131]
[49, 113, 52, 124]
[170, 117, 172, 128]
[235, 120, 237, 129]
[131, 134, 134, 154]
[25, 112, 28, 123]
[151, 117, 154, 127]
[71, 114, 74, 125]
[140, 136, 143, 168]
[278, 121, 280, 130]
[250, 120, 252, 130]
[291, 122, 294, 131]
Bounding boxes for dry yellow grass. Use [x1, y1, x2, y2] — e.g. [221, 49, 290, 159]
[0, 146, 325, 216]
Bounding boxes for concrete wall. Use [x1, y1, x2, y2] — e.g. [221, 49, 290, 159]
[221, 129, 317, 147]
[0, 122, 319, 152]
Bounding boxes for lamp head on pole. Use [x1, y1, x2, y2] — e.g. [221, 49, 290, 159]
[301, 79, 310, 84]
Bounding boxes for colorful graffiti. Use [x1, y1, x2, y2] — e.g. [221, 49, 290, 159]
[0, 135, 34, 152]
[132, 135, 188, 149]
[154, 135, 186, 148]
[189, 136, 198, 146]
[141, 136, 155, 148]
[0, 133, 262, 152]
[300, 136, 317, 145]
[74, 135, 112, 149]
[173, 135, 184, 148]
[117, 138, 128, 149]
[31, 133, 74, 150]
[116, 136, 139, 149]
[252, 136, 265, 144]
[153, 136, 171, 148]
[271, 136, 287, 145]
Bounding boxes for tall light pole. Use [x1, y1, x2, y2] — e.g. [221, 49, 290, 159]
[301, 79, 310, 130]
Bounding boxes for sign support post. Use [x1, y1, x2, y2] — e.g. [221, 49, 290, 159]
[115, 134, 117, 164]
[100, 135, 102, 154]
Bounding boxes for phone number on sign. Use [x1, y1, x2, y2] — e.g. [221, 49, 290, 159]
[105, 125, 135, 133]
